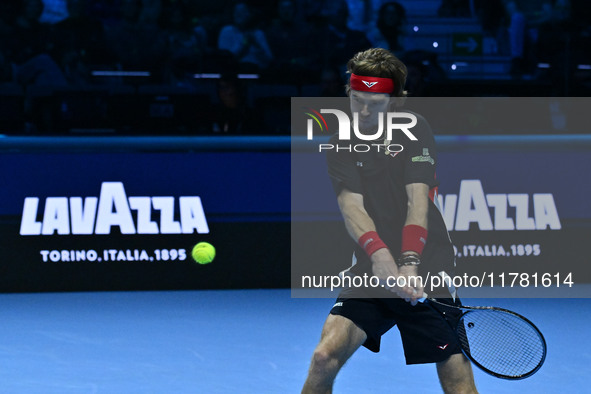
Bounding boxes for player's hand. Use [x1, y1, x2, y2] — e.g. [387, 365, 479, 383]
[370, 248, 398, 290]
[396, 264, 424, 306]
[370, 249, 423, 305]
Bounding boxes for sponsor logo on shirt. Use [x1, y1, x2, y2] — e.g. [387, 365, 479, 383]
[411, 147, 434, 164]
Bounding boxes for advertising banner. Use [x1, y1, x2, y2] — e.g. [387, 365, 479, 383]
[0, 144, 290, 292]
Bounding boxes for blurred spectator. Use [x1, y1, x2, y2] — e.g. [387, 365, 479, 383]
[13, 54, 68, 87]
[182, 1, 232, 49]
[217, 2, 273, 72]
[300, 0, 334, 27]
[531, 0, 571, 61]
[530, 0, 573, 92]
[5, 0, 68, 86]
[12, 0, 51, 64]
[476, 0, 531, 75]
[344, 0, 382, 33]
[404, 61, 427, 97]
[438, 0, 472, 18]
[302, 0, 385, 35]
[40, 0, 68, 24]
[266, 0, 316, 83]
[477, 0, 507, 37]
[366, 2, 411, 54]
[401, 50, 447, 96]
[104, 0, 168, 80]
[138, 0, 161, 25]
[161, 0, 209, 84]
[211, 74, 255, 134]
[51, 0, 115, 85]
[319, 0, 372, 71]
[504, 1, 528, 75]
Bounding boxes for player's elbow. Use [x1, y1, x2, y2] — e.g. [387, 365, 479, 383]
[337, 190, 364, 213]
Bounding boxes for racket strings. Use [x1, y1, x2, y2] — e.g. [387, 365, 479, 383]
[457, 310, 545, 378]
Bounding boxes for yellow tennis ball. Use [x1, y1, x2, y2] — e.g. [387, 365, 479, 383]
[191, 242, 216, 264]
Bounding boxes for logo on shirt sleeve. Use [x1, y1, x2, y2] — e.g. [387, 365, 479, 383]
[411, 148, 434, 165]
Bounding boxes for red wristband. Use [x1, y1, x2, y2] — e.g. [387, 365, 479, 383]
[358, 231, 388, 257]
[401, 225, 428, 255]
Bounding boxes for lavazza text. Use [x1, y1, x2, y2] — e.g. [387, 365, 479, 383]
[19, 182, 210, 235]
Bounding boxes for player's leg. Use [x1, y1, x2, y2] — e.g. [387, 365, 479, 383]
[436, 353, 478, 394]
[302, 314, 367, 394]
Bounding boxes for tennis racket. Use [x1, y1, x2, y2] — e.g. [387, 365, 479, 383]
[419, 296, 547, 380]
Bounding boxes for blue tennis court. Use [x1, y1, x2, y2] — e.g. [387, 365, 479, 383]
[0, 289, 587, 393]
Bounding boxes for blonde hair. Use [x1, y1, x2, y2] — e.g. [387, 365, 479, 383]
[346, 48, 407, 97]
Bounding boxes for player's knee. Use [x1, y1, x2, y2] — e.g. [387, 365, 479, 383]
[310, 347, 339, 374]
[303, 347, 340, 393]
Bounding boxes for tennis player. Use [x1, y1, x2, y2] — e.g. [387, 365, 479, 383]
[302, 48, 478, 393]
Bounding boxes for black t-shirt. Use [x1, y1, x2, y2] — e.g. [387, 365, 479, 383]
[326, 111, 455, 277]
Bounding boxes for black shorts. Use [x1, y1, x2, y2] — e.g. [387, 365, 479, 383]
[330, 287, 463, 365]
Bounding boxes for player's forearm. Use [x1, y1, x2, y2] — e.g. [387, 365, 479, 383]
[404, 183, 429, 229]
[405, 199, 428, 229]
[339, 198, 377, 242]
[338, 191, 396, 265]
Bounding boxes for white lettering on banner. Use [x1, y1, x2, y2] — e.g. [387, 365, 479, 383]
[42, 197, 70, 235]
[437, 180, 561, 231]
[95, 182, 135, 234]
[486, 194, 514, 230]
[128, 197, 158, 234]
[70, 197, 98, 234]
[533, 194, 561, 230]
[454, 180, 493, 231]
[152, 197, 181, 234]
[180, 197, 211, 234]
[19, 182, 210, 235]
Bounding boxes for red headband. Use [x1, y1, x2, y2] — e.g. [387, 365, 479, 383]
[350, 73, 395, 94]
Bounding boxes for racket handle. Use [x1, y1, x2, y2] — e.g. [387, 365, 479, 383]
[418, 293, 429, 303]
